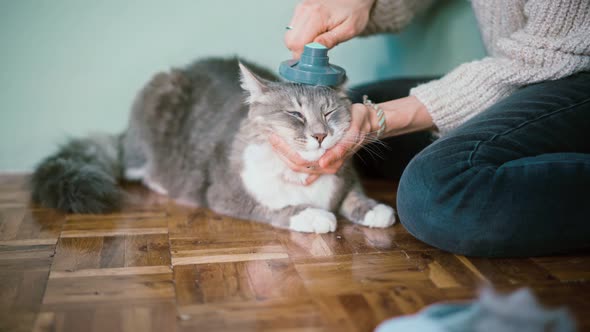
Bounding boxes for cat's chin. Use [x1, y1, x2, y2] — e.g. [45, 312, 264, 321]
[298, 148, 326, 162]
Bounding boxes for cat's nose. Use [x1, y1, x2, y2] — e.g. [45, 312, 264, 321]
[311, 133, 327, 145]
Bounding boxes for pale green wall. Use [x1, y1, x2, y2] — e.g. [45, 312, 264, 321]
[0, 0, 485, 171]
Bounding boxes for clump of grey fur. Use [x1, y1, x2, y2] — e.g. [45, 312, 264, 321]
[31, 135, 122, 213]
[474, 288, 575, 332]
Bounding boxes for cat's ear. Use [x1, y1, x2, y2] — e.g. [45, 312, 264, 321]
[238, 62, 269, 103]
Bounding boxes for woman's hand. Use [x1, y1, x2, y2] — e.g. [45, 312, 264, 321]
[317, 103, 377, 174]
[270, 103, 378, 185]
[319, 96, 433, 179]
[285, 0, 375, 58]
[269, 96, 434, 185]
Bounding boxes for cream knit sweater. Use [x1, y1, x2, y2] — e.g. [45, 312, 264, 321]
[362, 0, 590, 134]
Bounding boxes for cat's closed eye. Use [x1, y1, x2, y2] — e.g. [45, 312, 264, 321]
[324, 109, 337, 118]
[287, 111, 305, 122]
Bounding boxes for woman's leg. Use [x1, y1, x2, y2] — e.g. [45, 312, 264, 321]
[349, 77, 438, 179]
[397, 71, 590, 257]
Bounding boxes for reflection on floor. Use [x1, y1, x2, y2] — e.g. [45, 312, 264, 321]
[0, 174, 589, 332]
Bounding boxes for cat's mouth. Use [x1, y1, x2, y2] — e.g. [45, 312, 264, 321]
[295, 133, 341, 162]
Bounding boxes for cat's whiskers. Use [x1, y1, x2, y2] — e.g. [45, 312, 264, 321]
[339, 130, 388, 146]
[360, 144, 387, 161]
[330, 131, 389, 161]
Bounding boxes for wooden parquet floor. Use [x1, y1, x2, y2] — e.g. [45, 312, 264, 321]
[1, 174, 589, 332]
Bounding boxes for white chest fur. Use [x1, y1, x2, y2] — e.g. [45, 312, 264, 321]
[241, 143, 340, 211]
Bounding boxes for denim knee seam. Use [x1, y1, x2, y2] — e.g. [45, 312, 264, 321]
[467, 96, 590, 168]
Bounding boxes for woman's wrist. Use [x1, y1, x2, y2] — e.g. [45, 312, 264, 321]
[375, 96, 435, 138]
[361, 96, 386, 137]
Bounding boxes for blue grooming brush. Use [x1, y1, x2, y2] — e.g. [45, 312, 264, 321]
[279, 42, 346, 86]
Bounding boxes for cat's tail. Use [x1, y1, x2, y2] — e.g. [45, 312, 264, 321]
[31, 134, 123, 214]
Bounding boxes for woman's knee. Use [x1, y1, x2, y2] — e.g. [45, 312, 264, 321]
[396, 141, 503, 257]
[397, 149, 455, 253]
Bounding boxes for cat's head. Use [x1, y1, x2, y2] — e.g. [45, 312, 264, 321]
[239, 62, 351, 161]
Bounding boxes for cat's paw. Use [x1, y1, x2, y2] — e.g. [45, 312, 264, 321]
[290, 208, 337, 233]
[362, 204, 396, 228]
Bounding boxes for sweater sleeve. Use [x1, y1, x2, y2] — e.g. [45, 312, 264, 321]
[360, 0, 434, 35]
[410, 0, 590, 134]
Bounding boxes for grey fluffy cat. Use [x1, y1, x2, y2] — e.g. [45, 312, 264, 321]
[31, 58, 395, 233]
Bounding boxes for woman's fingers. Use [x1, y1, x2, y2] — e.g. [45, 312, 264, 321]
[268, 133, 348, 179]
[313, 18, 356, 49]
[318, 103, 374, 170]
[304, 174, 321, 185]
[284, 0, 373, 58]
[319, 140, 352, 169]
[285, 3, 328, 58]
[269, 134, 308, 166]
[278, 154, 323, 174]
[269, 128, 366, 181]
[269, 134, 322, 174]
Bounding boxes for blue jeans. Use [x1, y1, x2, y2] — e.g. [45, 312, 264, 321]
[351, 72, 590, 257]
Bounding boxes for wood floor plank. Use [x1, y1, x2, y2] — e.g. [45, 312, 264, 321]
[177, 298, 325, 332]
[1, 207, 65, 243]
[0, 174, 30, 209]
[467, 257, 558, 285]
[314, 293, 383, 332]
[49, 266, 172, 279]
[278, 231, 335, 258]
[167, 206, 277, 241]
[51, 237, 104, 271]
[172, 248, 289, 265]
[0, 243, 54, 332]
[33, 301, 177, 332]
[0, 238, 58, 246]
[0, 174, 29, 189]
[125, 234, 171, 267]
[42, 272, 175, 307]
[61, 217, 169, 238]
[0, 207, 65, 243]
[293, 252, 429, 296]
[0, 207, 27, 240]
[168, 207, 286, 265]
[532, 255, 590, 281]
[11, 209, 66, 242]
[408, 251, 487, 289]
[51, 234, 171, 272]
[175, 258, 307, 306]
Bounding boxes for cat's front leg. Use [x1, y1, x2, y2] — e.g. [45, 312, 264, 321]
[288, 207, 337, 233]
[250, 204, 337, 234]
[339, 186, 396, 228]
[208, 181, 336, 233]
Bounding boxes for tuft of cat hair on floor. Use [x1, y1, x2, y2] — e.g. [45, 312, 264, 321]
[31, 134, 122, 214]
[473, 287, 575, 332]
